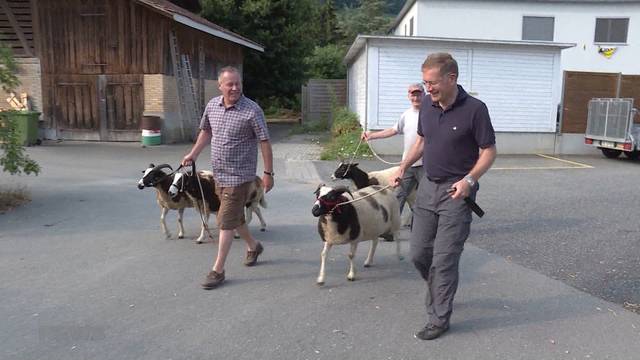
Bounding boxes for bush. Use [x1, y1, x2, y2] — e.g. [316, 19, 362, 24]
[320, 106, 372, 160]
[0, 114, 40, 175]
[0, 43, 39, 176]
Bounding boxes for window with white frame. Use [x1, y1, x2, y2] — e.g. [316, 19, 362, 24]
[522, 16, 554, 41]
[595, 18, 629, 43]
[410, 17, 414, 36]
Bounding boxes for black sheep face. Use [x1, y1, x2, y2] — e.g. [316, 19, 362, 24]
[312, 185, 352, 217]
[138, 163, 172, 189]
[331, 162, 358, 180]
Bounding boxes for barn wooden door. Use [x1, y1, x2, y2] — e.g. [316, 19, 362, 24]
[102, 74, 143, 141]
[53, 74, 100, 140]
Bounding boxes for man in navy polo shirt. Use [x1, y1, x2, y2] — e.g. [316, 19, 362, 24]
[391, 52, 497, 340]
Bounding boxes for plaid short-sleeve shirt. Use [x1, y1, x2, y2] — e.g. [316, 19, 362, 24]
[200, 95, 270, 187]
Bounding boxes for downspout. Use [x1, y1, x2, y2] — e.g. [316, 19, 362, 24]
[364, 40, 369, 131]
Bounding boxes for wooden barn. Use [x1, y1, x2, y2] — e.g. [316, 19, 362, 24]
[0, 0, 264, 142]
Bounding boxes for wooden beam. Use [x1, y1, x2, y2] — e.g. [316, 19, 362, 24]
[0, 0, 33, 56]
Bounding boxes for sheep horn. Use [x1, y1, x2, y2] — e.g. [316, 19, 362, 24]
[151, 163, 173, 174]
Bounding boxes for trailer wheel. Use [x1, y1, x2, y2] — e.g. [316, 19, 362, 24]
[623, 151, 639, 160]
[601, 148, 621, 158]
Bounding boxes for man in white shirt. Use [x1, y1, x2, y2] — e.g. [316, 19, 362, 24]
[361, 83, 424, 215]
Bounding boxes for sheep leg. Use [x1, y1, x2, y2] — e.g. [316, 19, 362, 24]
[317, 242, 332, 286]
[195, 209, 210, 244]
[347, 242, 358, 281]
[160, 207, 171, 238]
[395, 230, 403, 261]
[177, 208, 185, 239]
[363, 238, 378, 268]
[253, 207, 267, 231]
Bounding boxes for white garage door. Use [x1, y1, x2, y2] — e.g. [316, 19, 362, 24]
[471, 47, 557, 132]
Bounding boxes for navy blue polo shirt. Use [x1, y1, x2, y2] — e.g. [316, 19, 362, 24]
[417, 85, 495, 179]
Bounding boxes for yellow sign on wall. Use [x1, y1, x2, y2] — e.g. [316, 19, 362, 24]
[598, 47, 617, 59]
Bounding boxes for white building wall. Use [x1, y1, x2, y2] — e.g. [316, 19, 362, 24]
[414, 0, 640, 74]
[347, 48, 367, 126]
[393, 1, 419, 36]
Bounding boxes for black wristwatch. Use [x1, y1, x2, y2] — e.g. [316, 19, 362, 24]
[264, 171, 274, 177]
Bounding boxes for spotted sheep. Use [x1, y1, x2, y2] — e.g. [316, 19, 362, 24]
[137, 163, 204, 240]
[331, 162, 416, 227]
[312, 184, 402, 285]
[169, 172, 268, 243]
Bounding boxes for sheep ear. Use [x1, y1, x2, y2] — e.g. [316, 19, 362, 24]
[149, 163, 155, 168]
[314, 183, 324, 196]
[352, 163, 358, 167]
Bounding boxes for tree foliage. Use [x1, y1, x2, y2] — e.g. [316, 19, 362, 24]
[305, 44, 347, 79]
[336, 0, 393, 46]
[0, 43, 40, 176]
[200, 0, 318, 108]
[0, 44, 19, 92]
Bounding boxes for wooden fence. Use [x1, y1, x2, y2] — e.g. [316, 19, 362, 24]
[562, 71, 640, 133]
[301, 79, 346, 123]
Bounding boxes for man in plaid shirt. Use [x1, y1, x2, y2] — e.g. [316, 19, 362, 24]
[182, 66, 274, 289]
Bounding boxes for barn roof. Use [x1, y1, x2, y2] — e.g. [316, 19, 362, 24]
[135, 0, 264, 52]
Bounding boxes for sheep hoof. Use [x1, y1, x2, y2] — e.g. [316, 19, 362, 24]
[196, 240, 204, 244]
[260, 228, 266, 232]
[398, 256, 405, 261]
[316, 281, 325, 286]
[347, 277, 355, 281]
[233, 234, 240, 239]
[363, 263, 371, 268]
[178, 235, 184, 239]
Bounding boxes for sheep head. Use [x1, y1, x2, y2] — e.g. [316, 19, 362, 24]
[331, 162, 359, 181]
[138, 163, 173, 189]
[312, 184, 352, 217]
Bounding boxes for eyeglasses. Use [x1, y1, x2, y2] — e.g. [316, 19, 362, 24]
[422, 73, 454, 88]
[422, 79, 443, 88]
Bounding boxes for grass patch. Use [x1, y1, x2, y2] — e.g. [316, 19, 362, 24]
[0, 185, 30, 213]
[288, 119, 330, 135]
[319, 107, 373, 160]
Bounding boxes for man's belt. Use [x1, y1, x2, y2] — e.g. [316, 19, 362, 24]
[464, 197, 485, 218]
[445, 186, 485, 218]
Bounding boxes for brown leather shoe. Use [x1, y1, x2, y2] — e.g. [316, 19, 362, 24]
[244, 242, 263, 266]
[201, 270, 225, 289]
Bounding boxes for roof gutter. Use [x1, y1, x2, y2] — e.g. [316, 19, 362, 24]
[173, 14, 264, 52]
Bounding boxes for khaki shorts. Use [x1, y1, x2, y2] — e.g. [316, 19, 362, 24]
[215, 181, 250, 230]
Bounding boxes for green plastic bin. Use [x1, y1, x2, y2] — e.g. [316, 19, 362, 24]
[0, 111, 40, 146]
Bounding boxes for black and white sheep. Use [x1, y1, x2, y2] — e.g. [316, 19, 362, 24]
[331, 162, 416, 226]
[167, 170, 220, 243]
[169, 173, 268, 242]
[137, 163, 196, 239]
[312, 184, 401, 285]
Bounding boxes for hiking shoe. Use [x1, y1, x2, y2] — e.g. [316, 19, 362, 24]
[414, 323, 449, 340]
[244, 242, 263, 266]
[201, 270, 225, 289]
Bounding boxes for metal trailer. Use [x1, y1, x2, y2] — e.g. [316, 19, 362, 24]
[584, 98, 640, 159]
